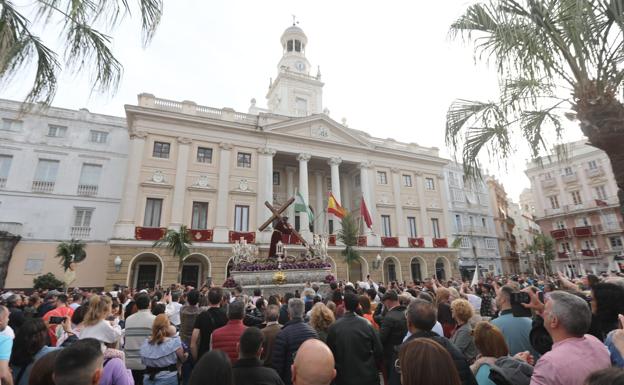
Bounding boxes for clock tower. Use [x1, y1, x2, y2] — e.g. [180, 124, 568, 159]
[266, 24, 324, 117]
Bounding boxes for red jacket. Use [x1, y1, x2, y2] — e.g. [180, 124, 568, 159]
[211, 319, 246, 363]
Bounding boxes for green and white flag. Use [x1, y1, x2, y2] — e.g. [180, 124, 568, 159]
[295, 190, 313, 222]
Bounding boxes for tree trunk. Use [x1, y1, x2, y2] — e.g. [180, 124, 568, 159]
[0, 231, 20, 288]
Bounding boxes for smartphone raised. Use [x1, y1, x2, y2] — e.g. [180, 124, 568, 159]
[510, 292, 532, 318]
[49, 316, 66, 324]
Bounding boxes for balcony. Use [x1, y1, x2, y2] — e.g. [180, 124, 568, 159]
[228, 231, 255, 244]
[135, 226, 167, 241]
[541, 178, 556, 188]
[32, 180, 54, 193]
[0, 222, 22, 236]
[597, 222, 624, 233]
[572, 226, 592, 237]
[586, 166, 605, 178]
[581, 248, 600, 257]
[550, 229, 569, 239]
[408, 237, 425, 248]
[433, 238, 448, 248]
[0, 178, 5, 188]
[70, 226, 91, 239]
[557, 251, 568, 259]
[381, 237, 399, 247]
[562, 173, 578, 183]
[77, 184, 98, 196]
[189, 229, 213, 242]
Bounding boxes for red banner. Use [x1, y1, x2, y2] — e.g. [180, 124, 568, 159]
[228, 231, 256, 244]
[328, 234, 336, 246]
[433, 238, 448, 248]
[550, 229, 568, 240]
[381, 237, 399, 247]
[189, 229, 213, 242]
[408, 237, 425, 248]
[573, 226, 592, 237]
[357, 236, 367, 247]
[135, 227, 166, 241]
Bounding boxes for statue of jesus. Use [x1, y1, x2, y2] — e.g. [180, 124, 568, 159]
[269, 216, 294, 258]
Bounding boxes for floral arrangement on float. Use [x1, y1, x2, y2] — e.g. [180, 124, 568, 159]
[324, 274, 336, 284]
[222, 277, 237, 288]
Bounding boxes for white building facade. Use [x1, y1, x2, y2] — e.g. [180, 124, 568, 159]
[0, 100, 128, 288]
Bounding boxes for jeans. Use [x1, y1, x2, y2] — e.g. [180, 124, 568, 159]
[143, 374, 178, 385]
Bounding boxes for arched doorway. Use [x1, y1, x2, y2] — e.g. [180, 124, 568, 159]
[435, 257, 447, 281]
[128, 253, 163, 290]
[348, 258, 363, 282]
[383, 257, 401, 283]
[410, 257, 423, 282]
[182, 254, 211, 288]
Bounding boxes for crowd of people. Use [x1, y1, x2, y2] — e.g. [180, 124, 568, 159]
[0, 270, 624, 385]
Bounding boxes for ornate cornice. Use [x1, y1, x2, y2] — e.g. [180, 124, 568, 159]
[328, 157, 342, 166]
[358, 161, 373, 170]
[297, 153, 312, 162]
[258, 147, 277, 156]
[129, 130, 148, 139]
[177, 137, 193, 145]
[219, 142, 233, 150]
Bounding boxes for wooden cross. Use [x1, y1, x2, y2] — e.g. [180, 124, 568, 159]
[260, 198, 311, 250]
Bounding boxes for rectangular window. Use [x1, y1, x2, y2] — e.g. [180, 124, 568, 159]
[549, 195, 560, 209]
[563, 167, 573, 175]
[191, 202, 209, 230]
[196, 147, 213, 163]
[144, 198, 163, 227]
[0, 155, 12, 180]
[273, 171, 280, 186]
[89, 130, 108, 144]
[455, 215, 462, 232]
[588, 160, 598, 170]
[78, 164, 102, 188]
[295, 215, 300, 232]
[1, 118, 22, 131]
[571, 191, 582, 205]
[47, 125, 67, 138]
[354, 174, 361, 187]
[595, 185, 607, 200]
[381, 215, 392, 237]
[295, 97, 308, 116]
[448, 172, 459, 187]
[329, 219, 334, 234]
[609, 236, 623, 248]
[481, 218, 487, 229]
[451, 189, 464, 202]
[34, 159, 59, 182]
[73, 208, 93, 227]
[234, 205, 249, 232]
[237, 152, 251, 168]
[583, 240, 595, 249]
[460, 237, 471, 248]
[560, 242, 571, 252]
[407, 217, 417, 237]
[402, 174, 412, 187]
[486, 238, 496, 249]
[425, 177, 435, 190]
[431, 218, 441, 238]
[556, 220, 566, 230]
[377, 171, 388, 185]
[153, 141, 170, 158]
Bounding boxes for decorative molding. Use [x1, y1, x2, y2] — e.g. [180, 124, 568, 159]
[150, 170, 166, 183]
[258, 147, 277, 156]
[129, 130, 148, 139]
[297, 153, 312, 162]
[390, 167, 400, 174]
[311, 126, 330, 139]
[34, 149, 69, 156]
[177, 137, 193, 144]
[191, 175, 215, 189]
[358, 161, 373, 169]
[414, 171, 423, 176]
[404, 197, 418, 206]
[219, 142, 233, 150]
[436, 173, 445, 180]
[328, 157, 342, 166]
[377, 194, 390, 204]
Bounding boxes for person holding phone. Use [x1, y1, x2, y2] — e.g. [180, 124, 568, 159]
[490, 286, 538, 357]
[42, 294, 74, 346]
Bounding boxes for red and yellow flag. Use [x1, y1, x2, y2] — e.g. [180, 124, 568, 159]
[327, 192, 347, 219]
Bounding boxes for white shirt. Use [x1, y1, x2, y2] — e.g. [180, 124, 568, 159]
[403, 322, 444, 342]
[0, 326, 14, 340]
[166, 301, 183, 326]
[80, 319, 122, 344]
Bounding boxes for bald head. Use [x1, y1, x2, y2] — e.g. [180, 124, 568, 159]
[292, 339, 336, 385]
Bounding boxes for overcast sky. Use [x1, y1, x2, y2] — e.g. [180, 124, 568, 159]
[2, 0, 586, 200]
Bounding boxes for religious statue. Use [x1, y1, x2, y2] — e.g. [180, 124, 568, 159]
[269, 216, 293, 258]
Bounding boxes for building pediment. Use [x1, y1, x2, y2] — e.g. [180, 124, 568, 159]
[263, 115, 371, 148]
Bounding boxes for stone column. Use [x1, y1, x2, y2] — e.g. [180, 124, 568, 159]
[170, 137, 192, 229]
[392, 168, 406, 246]
[297, 153, 312, 239]
[314, 171, 324, 234]
[359, 161, 374, 236]
[415, 172, 430, 237]
[113, 130, 147, 239]
[438, 173, 451, 240]
[257, 147, 276, 231]
[532, 176, 545, 216]
[285, 166, 297, 220]
[213, 143, 232, 242]
[328, 157, 342, 233]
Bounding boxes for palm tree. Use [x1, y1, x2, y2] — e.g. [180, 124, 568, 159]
[528, 234, 555, 274]
[0, 1, 163, 106]
[446, 0, 624, 204]
[337, 212, 360, 283]
[56, 239, 86, 271]
[153, 226, 193, 284]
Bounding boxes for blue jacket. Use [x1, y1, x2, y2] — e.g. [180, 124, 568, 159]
[271, 317, 318, 385]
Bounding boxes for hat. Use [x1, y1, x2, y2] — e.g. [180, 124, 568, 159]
[381, 290, 398, 302]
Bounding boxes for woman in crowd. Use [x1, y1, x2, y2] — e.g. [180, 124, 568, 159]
[309, 302, 335, 342]
[398, 338, 461, 385]
[27, 349, 60, 385]
[9, 318, 57, 385]
[80, 295, 122, 346]
[436, 287, 455, 338]
[471, 322, 509, 385]
[450, 299, 478, 363]
[189, 350, 232, 385]
[588, 282, 624, 341]
[140, 314, 187, 385]
[358, 295, 379, 329]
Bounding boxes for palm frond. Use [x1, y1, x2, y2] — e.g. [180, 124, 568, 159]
[337, 213, 360, 265]
[153, 225, 193, 260]
[55, 239, 86, 271]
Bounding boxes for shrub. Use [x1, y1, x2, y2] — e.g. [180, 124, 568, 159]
[33, 273, 63, 290]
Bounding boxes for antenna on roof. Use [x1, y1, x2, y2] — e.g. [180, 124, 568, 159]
[292, 14, 299, 26]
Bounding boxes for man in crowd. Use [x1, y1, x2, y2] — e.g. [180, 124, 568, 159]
[291, 339, 336, 385]
[6, 295, 23, 333]
[0, 306, 13, 385]
[530, 291, 610, 385]
[179, 289, 201, 346]
[42, 293, 74, 346]
[53, 338, 103, 385]
[261, 304, 282, 368]
[395, 299, 476, 385]
[165, 290, 183, 329]
[232, 327, 284, 385]
[378, 290, 407, 381]
[211, 300, 247, 363]
[327, 292, 383, 385]
[278, 293, 294, 325]
[272, 298, 318, 385]
[124, 292, 155, 385]
[491, 286, 538, 356]
[191, 287, 228, 360]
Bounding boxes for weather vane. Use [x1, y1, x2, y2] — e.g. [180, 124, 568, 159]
[292, 14, 299, 26]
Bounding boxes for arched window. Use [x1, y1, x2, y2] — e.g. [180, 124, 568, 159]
[411, 259, 422, 281]
[435, 258, 446, 281]
[287, 40, 294, 52]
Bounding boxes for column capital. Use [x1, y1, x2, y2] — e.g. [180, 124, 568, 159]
[297, 153, 312, 162]
[129, 130, 148, 139]
[436, 173, 445, 180]
[258, 147, 277, 156]
[390, 167, 401, 174]
[414, 171, 423, 176]
[285, 166, 297, 174]
[358, 161, 373, 169]
[219, 142, 233, 150]
[328, 157, 342, 166]
[177, 137, 193, 145]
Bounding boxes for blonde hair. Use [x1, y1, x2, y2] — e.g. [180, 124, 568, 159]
[83, 295, 112, 326]
[150, 314, 171, 345]
[310, 303, 335, 333]
[450, 299, 474, 324]
[436, 287, 450, 302]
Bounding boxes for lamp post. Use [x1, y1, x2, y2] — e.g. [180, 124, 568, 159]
[372, 254, 382, 270]
[114, 256, 122, 272]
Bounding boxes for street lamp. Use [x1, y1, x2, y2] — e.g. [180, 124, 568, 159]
[372, 254, 382, 270]
[114, 256, 122, 272]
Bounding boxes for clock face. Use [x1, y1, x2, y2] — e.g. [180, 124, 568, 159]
[295, 61, 305, 71]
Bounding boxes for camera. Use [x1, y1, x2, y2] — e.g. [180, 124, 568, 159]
[49, 316, 66, 324]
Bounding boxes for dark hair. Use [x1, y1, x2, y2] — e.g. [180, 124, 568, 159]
[72, 293, 83, 304]
[71, 304, 88, 325]
[208, 287, 223, 305]
[329, 281, 338, 290]
[187, 290, 200, 306]
[266, 305, 280, 322]
[134, 293, 151, 310]
[152, 303, 166, 316]
[228, 301, 245, 320]
[331, 290, 343, 304]
[407, 299, 437, 331]
[253, 289, 261, 297]
[53, 338, 103, 385]
[10, 318, 48, 366]
[366, 288, 377, 301]
[344, 285, 357, 295]
[255, 298, 266, 310]
[189, 350, 233, 385]
[592, 283, 624, 330]
[283, 292, 294, 303]
[359, 295, 372, 314]
[585, 367, 624, 385]
[268, 295, 280, 306]
[29, 349, 61, 385]
[124, 301, 138, 320]
[343, 293, 359, 312]
[399, 339, 461, 385]
[57, 294, 68, 304]
[239, 327, 263, 358]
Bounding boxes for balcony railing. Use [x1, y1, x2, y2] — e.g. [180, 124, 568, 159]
[573, 226, 593, 237]
[550, 229, 569, 239]
[586, 166, 605, 178]
[32, 180, 54, 193]
[0, 222, 22, 236]
[562, 173, 578, 183]
[0, 178, 5, 188]
[541, 178, 556, 188]
[596, 222, 624, 233]
[70, 226, 91, 239]
[77, 184, 98, 196]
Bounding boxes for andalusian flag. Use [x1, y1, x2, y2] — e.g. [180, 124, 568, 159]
[295, 190, 313, 222]
[328, 192, 347, 219]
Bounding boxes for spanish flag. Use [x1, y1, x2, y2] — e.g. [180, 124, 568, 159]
[328, 192, 347, 219]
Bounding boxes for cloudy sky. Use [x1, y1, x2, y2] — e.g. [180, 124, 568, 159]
[3, 0, 586, 200]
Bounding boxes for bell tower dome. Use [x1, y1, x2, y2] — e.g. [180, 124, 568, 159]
[266, 23, 324, 117]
